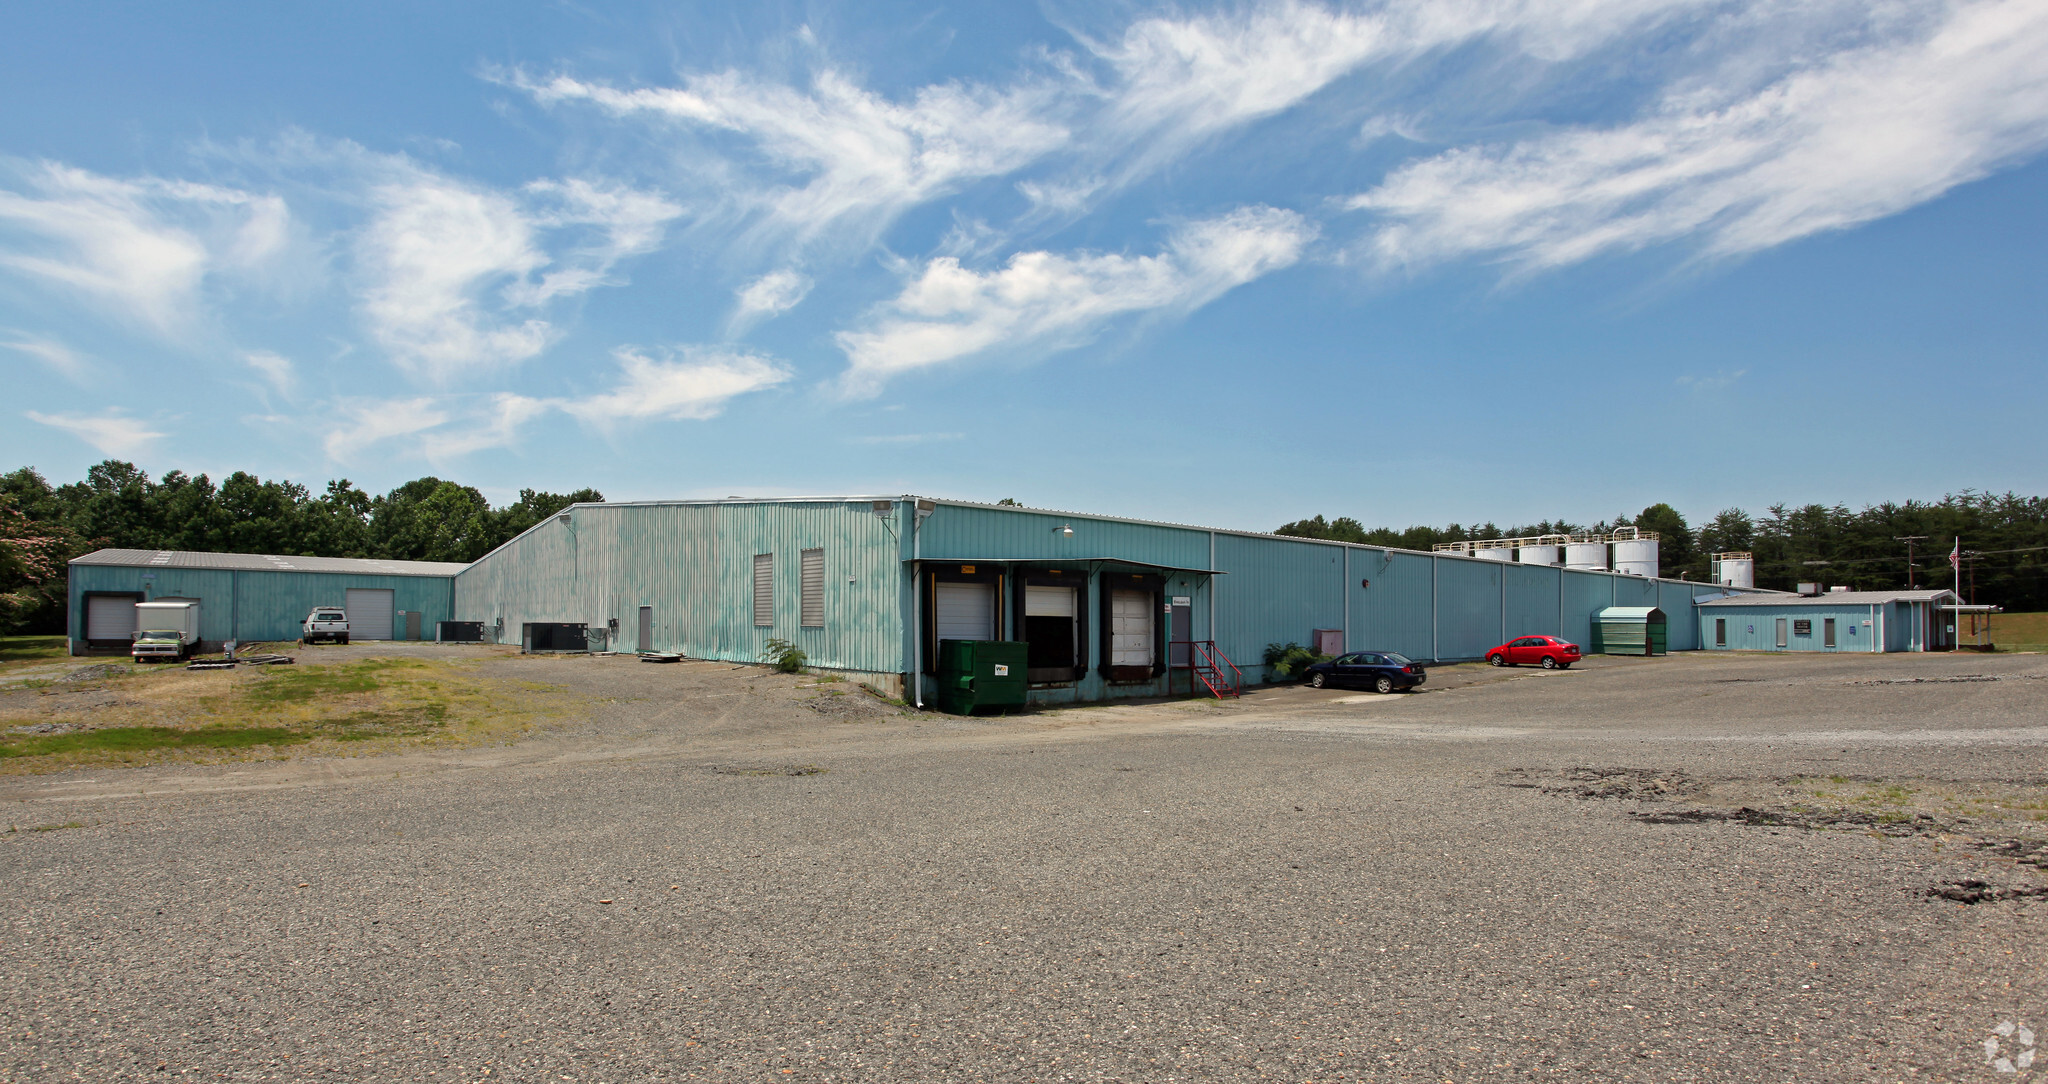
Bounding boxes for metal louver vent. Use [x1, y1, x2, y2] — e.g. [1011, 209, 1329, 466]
[800, 548, 825, 628]
[753, 553, 774, 628]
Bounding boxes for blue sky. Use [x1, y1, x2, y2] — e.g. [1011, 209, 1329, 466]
[3, 0, 2045, 533]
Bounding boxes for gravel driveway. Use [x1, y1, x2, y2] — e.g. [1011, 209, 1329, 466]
[4, 649, 2045, 1081]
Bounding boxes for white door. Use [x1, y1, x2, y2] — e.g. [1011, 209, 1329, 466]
[934, 582, 995, 643]
[87, 596, 137, 640]
[345, 588, 395, 640]
[1110, 589, 1153, 666]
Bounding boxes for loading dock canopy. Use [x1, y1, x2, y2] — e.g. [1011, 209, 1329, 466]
[908, 558, 1224, 576]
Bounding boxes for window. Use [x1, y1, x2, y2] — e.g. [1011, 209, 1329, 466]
[800, 548, 825, 627]
[1775, 618, 1788, 648]
[753, 553, 774, 627]
[1715, 618, 1727, 647]
[1823, 618, 1836, 648]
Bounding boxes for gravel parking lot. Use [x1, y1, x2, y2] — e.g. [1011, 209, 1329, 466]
[4, 648, 2045, 1082]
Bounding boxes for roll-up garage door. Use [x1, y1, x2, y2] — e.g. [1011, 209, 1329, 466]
[345, 588, 395, 640]
[87, 596, 138, 641]
[934, 582, 995, 643]
[1110, 588, 1154, 666]
[1024, 585, 1078, 678]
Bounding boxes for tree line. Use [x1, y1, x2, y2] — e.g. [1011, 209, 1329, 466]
[0, 461, 600, 634]
[1276, 493, 2048, 611]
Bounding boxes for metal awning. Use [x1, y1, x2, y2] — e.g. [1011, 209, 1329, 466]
[908, 557, 1225, 575]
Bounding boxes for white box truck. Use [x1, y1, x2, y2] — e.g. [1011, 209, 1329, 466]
[130, 600, 201, 661]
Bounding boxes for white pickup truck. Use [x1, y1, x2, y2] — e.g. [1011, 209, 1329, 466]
[302, 607, 349, 644]
[130, 600, 201, 661]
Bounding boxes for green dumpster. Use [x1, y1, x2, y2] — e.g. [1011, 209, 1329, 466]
[935, 639, 1029, 714]
[1591, 606, 1667, 656]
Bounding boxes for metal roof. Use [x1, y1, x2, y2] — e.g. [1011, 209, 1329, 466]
[513, 494, 1704, 581]
[1595, 606, 1665, 621]
[70, 548, 469, 577]
[1697, 589, 1958, 607]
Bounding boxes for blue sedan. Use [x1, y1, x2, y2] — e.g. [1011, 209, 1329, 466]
[1302, 652, 1427, 694]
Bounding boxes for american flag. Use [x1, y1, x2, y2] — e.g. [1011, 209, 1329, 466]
[1950, 538, 1962, 583]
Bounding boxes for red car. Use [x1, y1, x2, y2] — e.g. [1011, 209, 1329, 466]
[1486, 636, 1580, 669]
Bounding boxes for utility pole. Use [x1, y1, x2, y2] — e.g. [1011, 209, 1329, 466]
[1894, 535, 1927, 589]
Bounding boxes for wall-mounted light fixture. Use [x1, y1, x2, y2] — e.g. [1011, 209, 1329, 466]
[1052, 524, 1074, 537]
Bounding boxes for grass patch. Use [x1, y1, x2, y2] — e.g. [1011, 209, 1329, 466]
[1987, 611, 2048, 652]
[0, 724, 310, 758]
[0, 652, 569, 772]
[244, 657, 424, 703]
[0, 636, 68, 665]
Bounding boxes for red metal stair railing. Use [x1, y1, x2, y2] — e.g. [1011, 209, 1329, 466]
[1190, 640, 1241, 699]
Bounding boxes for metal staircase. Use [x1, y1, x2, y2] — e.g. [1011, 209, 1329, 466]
[1190, 641, 1241, 699]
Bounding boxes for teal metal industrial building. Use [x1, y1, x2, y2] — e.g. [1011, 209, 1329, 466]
[453, 496, 1716, 705]
[1697, 588, 1971, 653]
[71, 496, 1728, 704]
[67, 550, 464, 655]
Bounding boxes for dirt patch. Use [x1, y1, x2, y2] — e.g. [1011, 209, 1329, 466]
[1926, 880, 2048, 904]
[1849, 675, 2001, 685]
[1499, 767, 1705, 802]
[1630, 806, 1940, 835]
[59, 664, 130, 684]
[713, 764, 826, 777]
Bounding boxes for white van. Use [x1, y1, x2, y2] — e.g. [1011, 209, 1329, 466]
[302, 608, 349, 644]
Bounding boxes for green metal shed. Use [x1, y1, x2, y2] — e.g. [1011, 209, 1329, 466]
[1591, 606, 1667, 656]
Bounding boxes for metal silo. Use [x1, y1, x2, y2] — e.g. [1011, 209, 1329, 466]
[1565, 535, 1608, 571]
[1517, 535, 1566, 566]
[1609, 528, 1660, 577]
[1711, 552, 1755, 589]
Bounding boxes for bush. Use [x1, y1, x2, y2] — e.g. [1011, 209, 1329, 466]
[761, 638, 807, 673]
[1263, 641, 1328, 682]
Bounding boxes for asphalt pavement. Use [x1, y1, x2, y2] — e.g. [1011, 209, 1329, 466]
[4, 649, 2045, 1082]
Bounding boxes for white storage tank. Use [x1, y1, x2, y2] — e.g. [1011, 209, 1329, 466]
[1565, 537, 1608, 571]
[1610, 528, 1660, 577]
[1517, 535, 1566, 566]
[1474, 543, 1514, 562]
[1712, 552, 1755, 589]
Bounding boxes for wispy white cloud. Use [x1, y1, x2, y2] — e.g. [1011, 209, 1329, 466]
[0, 162, 287, 333]
[354, 165, 682, 381]
[835, 205, 1314, 395]
[356, 176, 553, 378]
[320, 397, 450, 459]
[854, 431, 964, 444]
[25, 409, 168, 457]
[729, 268, 812, 332]
[516, 68, 1066, 246]
[242, 350, 295, 398]
[420, 392, 551, 459]
[1349, 0, 2048, 272]
[2, 332, 90, 380]
[1677, 368, 1748, 392]
[560, 346, 790, 424]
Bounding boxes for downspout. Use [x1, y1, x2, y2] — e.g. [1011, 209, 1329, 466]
[231, 569, 240, 645]
[1869, 603, 1877, 653]
[1431, 555, 1439, 663]
[912, 506, 923, 709]
[1208, 531, 1216, 646]
[1342, 545, 1350, 651]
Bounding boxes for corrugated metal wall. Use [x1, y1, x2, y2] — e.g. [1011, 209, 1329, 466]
[913, 501, 1712, 682]
[67, 565, 453, 650]
[1701, 603, 1890, 652]
[454, 501, 904, 672]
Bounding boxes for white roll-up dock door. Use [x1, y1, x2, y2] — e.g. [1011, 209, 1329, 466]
[345, 588, 395, 640]
[86, 596, 138, 641]
[934, 582, 995, 643]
